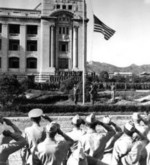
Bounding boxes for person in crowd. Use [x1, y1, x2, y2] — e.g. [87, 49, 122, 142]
[32, 121, 74, 165]
[89, 84, 97, 105]
[111, 83, 116, 102]
[132, 112, 148, 138]
[73, 84, 79, 105]
[80, 113, 115, 160]
[144, 114, 150, 165]
[67, 114, 85, 141]
[111, 121, 146, 165]
[0, 117, 27, 165]
[103, 116, 122, 153]
[21, 108, 52, 165]
[102, 116, 123, 164]
[0, 117, 22, 144]
[146, 138, 150, 165]
[125, 132, 147, 165]
[67, 114, 87, 165]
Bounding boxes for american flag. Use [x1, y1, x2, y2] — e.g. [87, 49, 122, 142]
[94, 15, 115, 40]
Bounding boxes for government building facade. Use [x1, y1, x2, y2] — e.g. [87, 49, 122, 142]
[0, 0, 88, 82]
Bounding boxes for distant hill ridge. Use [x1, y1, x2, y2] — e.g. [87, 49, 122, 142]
[87, 61, 150, 74]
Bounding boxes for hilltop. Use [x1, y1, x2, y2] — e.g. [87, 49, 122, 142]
[87, 61, 150, 75]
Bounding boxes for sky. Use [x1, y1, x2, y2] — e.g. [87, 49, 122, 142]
[1, 0, 150, 67]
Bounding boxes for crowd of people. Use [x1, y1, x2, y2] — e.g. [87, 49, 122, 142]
[1, 109, 150, 165]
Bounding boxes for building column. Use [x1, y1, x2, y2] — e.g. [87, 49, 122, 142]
[1, 24, 8, 72]
[50, 25, 55, 68]
[73, 26, 78, 69]
[20, 25, 26, 73]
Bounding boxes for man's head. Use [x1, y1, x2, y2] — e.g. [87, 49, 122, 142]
[85, 113, 97, 129]
[124, 121, 135, 136]
[103, 116, 111, 125]
[28, 108, 43, 123]
[45, 122, 60, 138]
[71, 114, 85, 128]
[132, 132, 141, 142]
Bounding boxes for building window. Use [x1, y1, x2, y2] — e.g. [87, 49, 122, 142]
[62, 5, 66, 10]
[63, 27, 65, 34]
[9, 24, 20, 34]
[56, 4, 60, 9]
[58, 58, 68, 69]
[0, 57, 1, 68]
[0, 24, 1, 33]
[9, 40, 20, 51]
[58, 27, 69, 35]
[27, 25, 37, 35]
[9, 57, 19, 68]
[59, 27, 62, 34]
[68, 5, 72, 10]
[66, 27, 69, 35]
[27, 40, 37, 51]
[59, 41, 68, 52]
[27, 58, 37, 69]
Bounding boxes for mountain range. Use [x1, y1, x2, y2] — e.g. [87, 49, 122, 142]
[87, 61, 150, 75]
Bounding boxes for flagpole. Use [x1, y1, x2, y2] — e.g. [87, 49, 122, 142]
[82, 0, 85, 105]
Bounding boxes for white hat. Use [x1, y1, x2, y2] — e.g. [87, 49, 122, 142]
[28, 108, 43, 118]
[85, 113, 96, 124]
[46, 122, 60, 133]
[72, 115, 84, 125]
[124, 121, 135, 133]
[132, 113, 140, 121]
[103, 116, 111, 124]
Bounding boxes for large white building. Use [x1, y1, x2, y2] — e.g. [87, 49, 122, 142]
[0, 0, 88, 81]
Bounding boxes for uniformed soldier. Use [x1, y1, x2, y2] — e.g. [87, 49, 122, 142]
[80, 113, 115, 160]
[111, 83, 116, 102]
[67, 115, 87, 165]
[0, 118, 22, 145]
[146, 141, 150, 165]
[144, 114, 150, 165]
[67, 114, 85, 141]
[102, 116, 122, 164]
[89, 84, 97, 105]
[33, 122, 74, 165]
[111, 121, 146, 165]
[103, 116, 122, 152]
[0, 118, 27, 165]
[21, 108, 51, 165]
[73, 84, 79, 105]
[132, 112, 148, 138]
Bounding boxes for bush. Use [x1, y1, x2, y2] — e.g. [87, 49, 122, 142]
[14, 95, 68, 104]
[59, 77, 76, 94]
[0, 74, 24, 107]
[17, 104, 150, 114]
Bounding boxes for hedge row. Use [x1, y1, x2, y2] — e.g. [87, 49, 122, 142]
[14, 95, 68, 104]
[18, 104, 150, 114]
[97, 82, 150, 90]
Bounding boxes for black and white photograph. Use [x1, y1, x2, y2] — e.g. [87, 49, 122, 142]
[0, 0, 150, 165]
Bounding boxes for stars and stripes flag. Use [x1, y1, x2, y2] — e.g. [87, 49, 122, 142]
[94, 15, 115, 40]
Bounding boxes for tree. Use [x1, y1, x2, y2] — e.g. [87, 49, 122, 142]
[59, 77, 76, 94]
[0, 74, 24, 108]
[99, 71, 109, 82]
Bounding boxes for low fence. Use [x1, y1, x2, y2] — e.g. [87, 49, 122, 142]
[32, 82, 150, 91]
[97, 82, 150, 91]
